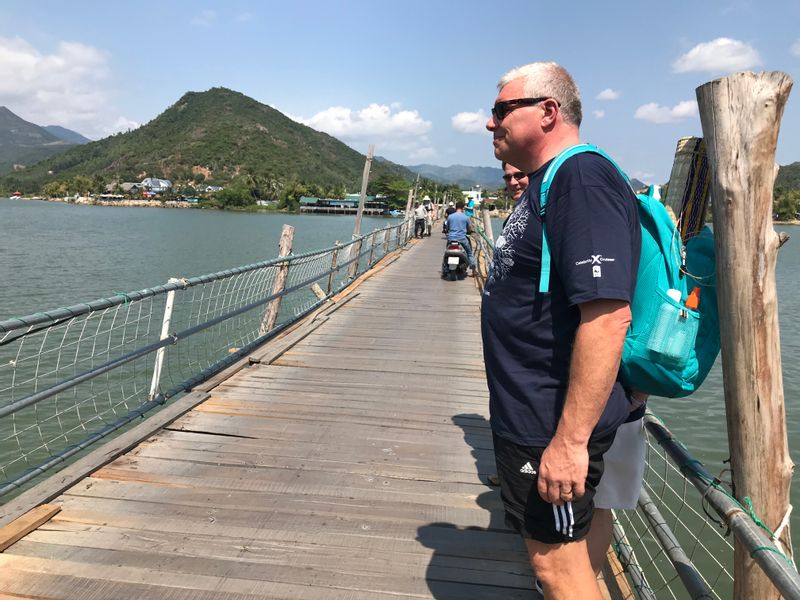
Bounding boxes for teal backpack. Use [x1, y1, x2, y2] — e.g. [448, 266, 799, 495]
[538, 144, 720, 398]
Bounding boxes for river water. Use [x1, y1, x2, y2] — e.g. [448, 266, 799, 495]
[1, 198, 799, 555]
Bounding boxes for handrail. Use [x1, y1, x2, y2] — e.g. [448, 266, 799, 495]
[643, 413, 800, 599]
[0, 219, 408, 334]
[0, 218, 414, 499]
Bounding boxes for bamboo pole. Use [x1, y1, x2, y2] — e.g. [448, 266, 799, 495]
[260, 224, 294, 335]
[696, 70, 794, 600]
[352, 144, 374, 238]
[400, 188, 414, 243]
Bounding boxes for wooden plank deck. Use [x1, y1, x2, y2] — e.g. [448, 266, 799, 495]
[0, 235, 545, 599]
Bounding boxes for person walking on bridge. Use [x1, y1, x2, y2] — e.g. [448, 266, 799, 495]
[413, 202, 428, 239]
[481, 62, 641, 599]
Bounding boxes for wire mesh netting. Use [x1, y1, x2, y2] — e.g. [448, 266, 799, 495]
[613, 421, 733, 599]
[0, 220, 411, 499]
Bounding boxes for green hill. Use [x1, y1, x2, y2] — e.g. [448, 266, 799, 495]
[0, 88, 416, 195]
[0, 107, 75, 175]
[776, 162, 800, 190]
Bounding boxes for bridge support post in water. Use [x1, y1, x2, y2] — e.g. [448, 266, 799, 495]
[260, 224, 295, 335]
[697, 70, 794, 600]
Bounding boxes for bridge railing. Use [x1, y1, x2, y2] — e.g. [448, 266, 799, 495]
[0, 218, 413, 501]
[471, 212, 800, 599]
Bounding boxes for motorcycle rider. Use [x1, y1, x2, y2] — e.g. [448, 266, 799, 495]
[442, 200, 476, 277]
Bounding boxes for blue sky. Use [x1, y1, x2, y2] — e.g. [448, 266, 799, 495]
[1, 0, 798, 184]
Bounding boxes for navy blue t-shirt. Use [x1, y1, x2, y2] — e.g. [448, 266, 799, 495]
[481, 152, 641, 446]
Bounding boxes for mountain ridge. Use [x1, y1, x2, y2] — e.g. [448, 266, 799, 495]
[43, 125, 91, 145]
[0, 107, 74, 174]
[0, 88, 417, 195]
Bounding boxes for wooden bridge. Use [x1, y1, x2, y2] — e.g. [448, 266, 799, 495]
[0, 236, 625, 599]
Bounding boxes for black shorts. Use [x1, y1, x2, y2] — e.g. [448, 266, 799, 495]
[492, 431, 616, 544]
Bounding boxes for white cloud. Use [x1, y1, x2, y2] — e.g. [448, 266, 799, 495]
[297, 103, 433, 159]
[791, 39, 800, 57]
[190, 10, 217, 27]
[103, 116, 141, 136]
[596, 88, 620, 101]
[0, 36, 135, 139]
[634, 100, 699, 124]
[451, 110, 488, 134]
[234, 12, 255, 23]
[592, 109, 605, 119]
[301, 103, 430, 138]
[672, 37, 762, 73]
[410, 147, 437, 160]
[631, 171, 655, 182]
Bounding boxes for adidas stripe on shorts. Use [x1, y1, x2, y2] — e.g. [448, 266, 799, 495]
[492, 431, 616, 544]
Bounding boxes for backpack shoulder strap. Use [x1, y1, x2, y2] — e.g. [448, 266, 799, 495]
[538, 143, 632, 293]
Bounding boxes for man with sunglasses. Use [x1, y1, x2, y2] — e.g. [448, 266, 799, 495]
[502, 162, 529, 203]
[481, 62, 641, 599]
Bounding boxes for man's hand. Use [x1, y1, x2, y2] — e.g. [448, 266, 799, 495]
[537, 436, 589, 505]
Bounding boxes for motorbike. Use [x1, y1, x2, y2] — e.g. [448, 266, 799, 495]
[442, 240, 468, 281]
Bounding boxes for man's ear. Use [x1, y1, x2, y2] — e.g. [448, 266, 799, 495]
[541, 99, 559, 127]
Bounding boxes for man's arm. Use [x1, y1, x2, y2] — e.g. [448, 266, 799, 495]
[537, 299, 631, 504]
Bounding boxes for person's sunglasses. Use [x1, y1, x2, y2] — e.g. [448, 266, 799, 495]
[491, 97, 557, 120]
[503, 172, 528, 182]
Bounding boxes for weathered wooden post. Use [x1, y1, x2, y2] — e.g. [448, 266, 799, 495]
[347, 237, 363, 280]
[696, 71, 794, 600]
[148, 277, 180, 400]
[482, 207, 494, 243]
[382, 229, 389, 255]
[259, 224, 294, 335]
[326, 241, 340, 295]
[367, 231, 376, 266]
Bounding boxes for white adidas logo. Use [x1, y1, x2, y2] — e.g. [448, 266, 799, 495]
[519, 462, 537, 475]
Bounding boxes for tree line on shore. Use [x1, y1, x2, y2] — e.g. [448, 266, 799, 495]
[35, 171, 474, 212]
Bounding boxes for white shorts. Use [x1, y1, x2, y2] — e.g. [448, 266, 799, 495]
[594, 418, 646, 510]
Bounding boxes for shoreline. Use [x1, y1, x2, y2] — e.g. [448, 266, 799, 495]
[6, 197, 799, 225]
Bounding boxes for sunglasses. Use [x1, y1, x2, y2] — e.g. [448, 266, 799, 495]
[491, 97, 557, 120]
[503, 172, 528, 182]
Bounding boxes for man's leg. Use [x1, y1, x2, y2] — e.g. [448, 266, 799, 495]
[459, 239, 476, 269]
[493, 431, 615, 599]
[526, 538, 602, 600]
[587, 508, 613, 575]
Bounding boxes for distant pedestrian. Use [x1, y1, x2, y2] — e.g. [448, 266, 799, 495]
[413, 202, 427, 238]
[465, 196, 476, 217]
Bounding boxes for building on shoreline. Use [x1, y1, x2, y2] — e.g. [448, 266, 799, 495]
[299, 194, 389, 215]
